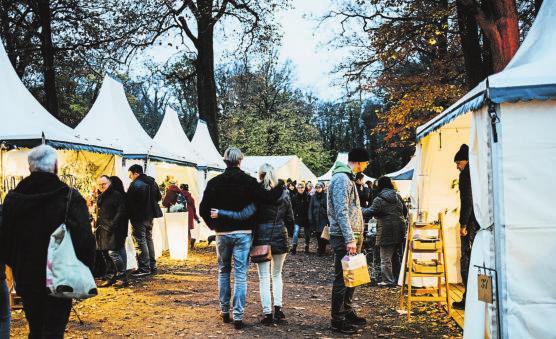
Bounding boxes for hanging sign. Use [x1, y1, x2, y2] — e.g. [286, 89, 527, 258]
[478, 274, 493, 304]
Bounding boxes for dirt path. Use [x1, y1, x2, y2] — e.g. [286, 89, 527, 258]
[10, 245, 462, 338]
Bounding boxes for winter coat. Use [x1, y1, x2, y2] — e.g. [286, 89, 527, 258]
[0, 172, 95, 296]
[199, 167, 283, 233]
[162, 184, 181, 209]
[356, 184, 371, 208]
[362, 188, 407, 246]
[327, 162, 364, 244]
[308, 191, 328, 233]
[95, 186, 127, 250]
[291, 191, 310, 227]
[218, 189, 294, 254]
[180, 189, 198, 230]
[127, 174, 162, 223]
[459, 164, 476, 228]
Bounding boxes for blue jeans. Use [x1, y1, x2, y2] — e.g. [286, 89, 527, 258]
[216, 233, 252, 321]
[0, 279, 9, 339]
[292, 224, 300, 246]
[108, 246, 127, 277]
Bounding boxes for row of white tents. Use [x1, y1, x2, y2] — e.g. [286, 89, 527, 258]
[404, 2, 556, 338]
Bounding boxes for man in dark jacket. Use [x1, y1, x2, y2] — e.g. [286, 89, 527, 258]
[308, 183, 329, 255]
[291, 183, 311, 253]
[453, 144, 478, 310]
[199, 147, 283, 329]
[126, 164, 162, 276]
[95, 175, 128, 287]
[0, 145, 95, 338]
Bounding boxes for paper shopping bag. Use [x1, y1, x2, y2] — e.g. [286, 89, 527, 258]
[341, 253, 371, 287]
[321, 226, 330, 240]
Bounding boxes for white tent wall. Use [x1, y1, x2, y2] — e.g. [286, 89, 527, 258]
[496, 101, 556, 338]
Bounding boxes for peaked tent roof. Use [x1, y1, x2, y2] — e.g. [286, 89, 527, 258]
[75, 75, 184, 163]
[417, 1, 556, 140]
[386, 156, 415, 181]
[0, 41, 120, 154]
[191, 120, 225, 170]
[152, 107, 200, 166]
[318, 152, 374, 182]
[241, 155, 317, 182]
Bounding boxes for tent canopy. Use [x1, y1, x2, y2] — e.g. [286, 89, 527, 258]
[0, 41, 120, 154]
[152, 107, 199, 166]
[241, 155, 317, 183]
[190, 120, 225, 170]
[75, 75, 184, 163]
[318, 152, 374, 183]
[386, 156, 415, 181]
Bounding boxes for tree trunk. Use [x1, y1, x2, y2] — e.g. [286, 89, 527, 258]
[460, 0, 519, 73]
[36, 0, 60, 119]
[195, 16, 219, 150]
[456, 0, 486, 89]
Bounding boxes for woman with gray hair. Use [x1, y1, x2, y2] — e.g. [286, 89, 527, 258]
[211, 163, 294, 325]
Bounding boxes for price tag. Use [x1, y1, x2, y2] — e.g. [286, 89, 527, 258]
[478, 274, 493, 304]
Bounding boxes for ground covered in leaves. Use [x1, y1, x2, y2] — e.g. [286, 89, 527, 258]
[10, 243, 462, 338]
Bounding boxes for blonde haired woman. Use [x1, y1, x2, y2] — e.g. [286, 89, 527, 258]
[211, 164, 294, 325]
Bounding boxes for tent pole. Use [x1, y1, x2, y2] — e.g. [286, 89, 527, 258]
[491, 104, 505, 339]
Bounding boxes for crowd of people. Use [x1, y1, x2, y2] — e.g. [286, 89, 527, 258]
[0, 142, 474, 337]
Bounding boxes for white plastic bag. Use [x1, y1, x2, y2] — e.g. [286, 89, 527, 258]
[46, 224, 97, 299]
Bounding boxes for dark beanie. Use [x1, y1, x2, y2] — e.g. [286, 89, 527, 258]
[454, 144, 469, 162]
[348, 148, 370, 162]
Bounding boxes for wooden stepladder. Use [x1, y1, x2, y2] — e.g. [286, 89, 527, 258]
[399, 213, 450, 320]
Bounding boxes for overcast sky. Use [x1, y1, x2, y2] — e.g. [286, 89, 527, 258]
[139, 0, 348, 102]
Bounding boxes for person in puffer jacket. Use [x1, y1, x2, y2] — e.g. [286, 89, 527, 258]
[362, 176, 408, 286]
[326, 148, 369, 335]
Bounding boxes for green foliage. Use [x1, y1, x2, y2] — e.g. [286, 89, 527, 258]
[217, 54, 330, 175]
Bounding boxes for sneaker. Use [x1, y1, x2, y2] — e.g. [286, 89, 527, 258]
[150, 268, 157, 275]
[377, 281, 391, 287]
[131, 269, 150, 277]
[346, 312, 367, 326]
[260, 314, 274, 326]
[233, 320, 244, 330]
[113, 279, 129, 288]
[290, 246, 297, 255]
[452, 300, 466, 310]
[304, 245, 310, 253]
[221, 313, 231, 323]
[274, 306, 286, 322]
[331, 320, 357, 334]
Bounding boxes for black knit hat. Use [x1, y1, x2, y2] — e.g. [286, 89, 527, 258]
[454, 144, 469, 162]
[348, 148, 370, 162]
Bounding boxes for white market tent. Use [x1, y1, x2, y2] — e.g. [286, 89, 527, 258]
[318, 152, 374, 183]
[385, 156, 415, 198]
[190, 119, 226, 173]
[409, 3, 556, 337]
[241, 155, 317, 183]
[75, 75, 191, 186]
[0, 41, 121, 194]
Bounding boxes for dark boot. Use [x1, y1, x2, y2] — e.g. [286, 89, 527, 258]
[233, 320, 244, 329]
[346, 312, 367, 326]
[290, 245, 297, 255]
[452, 300, 465, 310]
[221, 312, 231, 323]
[304, 245, 310, 253]
[260, 313, 274, 326]
[331, 320, 357, 334]
[274, 306, 285, 322]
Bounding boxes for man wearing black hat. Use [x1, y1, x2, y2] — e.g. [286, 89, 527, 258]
[453, 144, 478, 310]
[327, 148, 369, 334]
